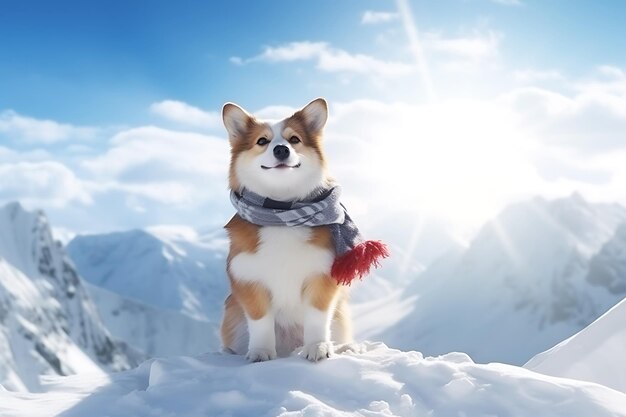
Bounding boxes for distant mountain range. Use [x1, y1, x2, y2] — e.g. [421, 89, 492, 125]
[379, 193, 626, 365]
[84, 283, 220, 358]
[65, 193, 626, 367]
[67, 226, 229, 322]
[66, 225, 229, 359]
[4, 192, 625, 393]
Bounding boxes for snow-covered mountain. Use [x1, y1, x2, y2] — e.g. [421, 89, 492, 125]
[85, 283, 220, 357]
[2, 342, 626, 417]
[67, 225, 229, 322]
[525, 295, 626, 394]
[0, 202, 140, 392]
[380, 194, 626, 365]
[586, 222, 626, 294]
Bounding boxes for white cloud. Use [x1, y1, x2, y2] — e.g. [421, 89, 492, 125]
[423, 31, 501, 62]
[252, 105, 297, 120]
[98, 181, 197, 205]
[0, 110, 97, 144]
[514, 69, 564, 83]
[0, 161, 92, 207]
[3, 63, 626, 235]
[597, 65, 626, 79]
[491, 0, 523, 5]
[231, 41, 414, 77]
[150, 100, 221, 128]
[83, 126, 229, 205]
[253, 41, 327, 62]
[361, 11, 399, 25]
[0, 145, 51, 163]
[502, 67, 626, 153]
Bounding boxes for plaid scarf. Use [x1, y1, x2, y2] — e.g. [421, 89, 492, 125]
[230, 185, 388, 285]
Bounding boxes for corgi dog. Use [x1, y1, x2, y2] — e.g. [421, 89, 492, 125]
[220, 98, 353, 362]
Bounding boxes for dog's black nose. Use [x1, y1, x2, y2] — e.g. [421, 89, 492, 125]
[273, 145, 290, 161]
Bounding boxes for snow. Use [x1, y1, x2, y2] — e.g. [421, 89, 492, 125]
[380, 194, 626, 365]
[1, 343, 626, 417]
[526, 295, 626, 394]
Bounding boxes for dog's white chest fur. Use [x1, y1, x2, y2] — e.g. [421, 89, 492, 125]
[229, 226, 334, 324]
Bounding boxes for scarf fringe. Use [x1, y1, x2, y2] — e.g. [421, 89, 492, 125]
[331, 240, 390, 286]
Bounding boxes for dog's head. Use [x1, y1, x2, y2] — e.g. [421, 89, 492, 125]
[223, 98, 329, 201]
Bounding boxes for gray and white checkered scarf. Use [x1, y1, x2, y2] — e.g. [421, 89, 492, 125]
[229, 185, 361, 257]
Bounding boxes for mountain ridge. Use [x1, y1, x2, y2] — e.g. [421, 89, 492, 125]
[380, 193, 626, 364]
[0, 202, 141, 392]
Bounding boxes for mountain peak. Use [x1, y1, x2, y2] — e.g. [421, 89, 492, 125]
[1, 200, 24, 213]
[567, 191, 587, 205]
[0, 202, 139, 391]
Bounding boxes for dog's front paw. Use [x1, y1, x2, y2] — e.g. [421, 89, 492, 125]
[302, 341, 334, 362]
[334, 342, 367, 355]
[246, 348, 276, 363]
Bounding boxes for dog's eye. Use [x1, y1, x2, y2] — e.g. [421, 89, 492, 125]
[256, 137, 269, 146]
[288, 136, 301, 145]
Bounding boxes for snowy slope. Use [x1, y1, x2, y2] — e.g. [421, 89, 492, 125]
[85, 283, 220, 357]
[381, 194, 626, 365]
[0, 202, 139, 392]
[1, 343, 626, 417]
[67, 226, 229, 322]
[525, 296, 626, 393]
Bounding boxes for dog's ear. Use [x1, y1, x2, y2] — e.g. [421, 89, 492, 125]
[222, 102, 251, 143]
[299, 98, 328, 134]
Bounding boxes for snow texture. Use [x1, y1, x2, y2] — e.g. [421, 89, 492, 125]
[0, 202, 140, 392]
[526, 295, 626, 394]
[1, 343, 626, 417]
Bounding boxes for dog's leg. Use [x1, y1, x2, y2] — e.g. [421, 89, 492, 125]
[301, 275, 340, 362]
[330, 294, 366, 354]
[221, 294, 247, 355]
[331, 295, 353, 343]
[231, 279, 276, 362]
[246, 312, 276, 362]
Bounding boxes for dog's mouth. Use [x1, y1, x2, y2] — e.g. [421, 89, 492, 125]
[261, 163, 301, 170]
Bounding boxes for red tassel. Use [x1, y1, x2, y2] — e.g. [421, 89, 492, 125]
[331, 240, 389, 286]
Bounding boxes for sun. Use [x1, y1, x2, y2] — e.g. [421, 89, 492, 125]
[329, 98, 544, 235]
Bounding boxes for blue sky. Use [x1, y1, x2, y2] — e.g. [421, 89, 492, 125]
[1, 0, 626, 237]
[3, 0, 625, 124]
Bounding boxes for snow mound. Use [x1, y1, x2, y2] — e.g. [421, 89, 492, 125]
[525, 295, 626, 394]
[1, 343, 626, 417]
